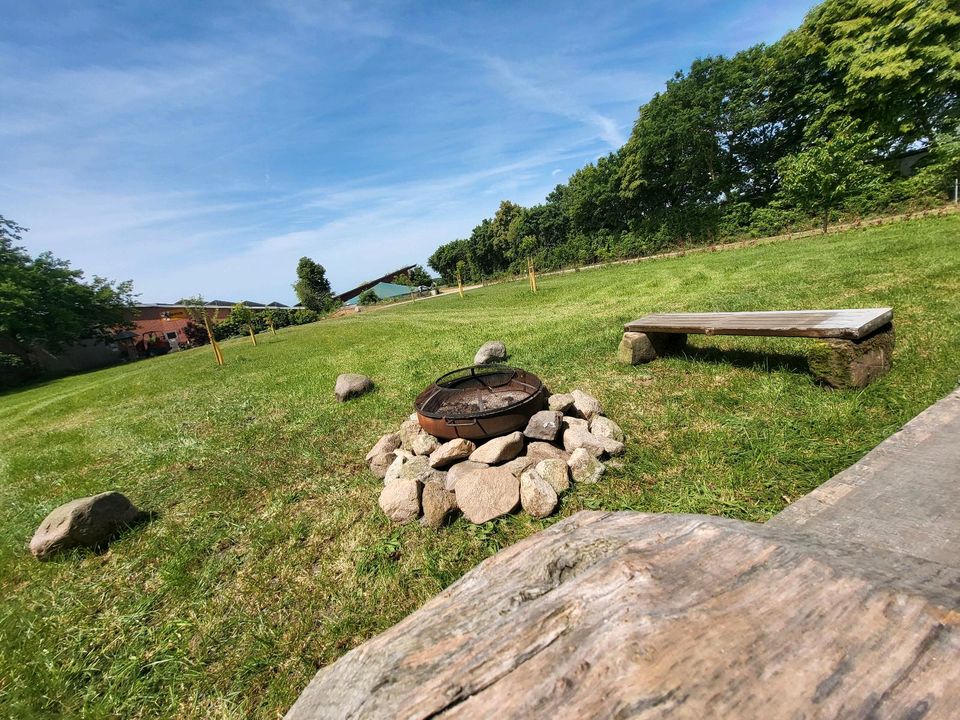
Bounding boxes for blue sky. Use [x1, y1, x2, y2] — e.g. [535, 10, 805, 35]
[1, 0, 815, 304]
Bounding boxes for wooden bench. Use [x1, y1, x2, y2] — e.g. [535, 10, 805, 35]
[619, 308, 894, 388]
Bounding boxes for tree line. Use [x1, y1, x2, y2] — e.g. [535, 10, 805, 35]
[428, 0, 960, 284]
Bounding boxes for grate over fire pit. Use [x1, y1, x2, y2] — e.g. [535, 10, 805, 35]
[414, 365, 546, 441]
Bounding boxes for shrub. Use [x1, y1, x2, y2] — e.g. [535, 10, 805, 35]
[358, 289, 379, 306]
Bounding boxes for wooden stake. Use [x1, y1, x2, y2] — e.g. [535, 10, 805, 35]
[202, 313, 224, 366]
[457, 270, 465, 299]
[248, 325, 258, 346]
[530, 258, 538, 293]
[267, 318, 276, 335]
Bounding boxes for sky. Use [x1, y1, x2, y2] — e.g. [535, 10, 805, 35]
[1, 0, 816, 304]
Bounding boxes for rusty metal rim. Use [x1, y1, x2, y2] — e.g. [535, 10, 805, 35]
[414, 365, 543, 420]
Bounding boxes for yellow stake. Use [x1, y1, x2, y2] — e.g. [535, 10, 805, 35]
[267, 318, 276, 335]
[202, 314, 224, 366]
[530, 259, 538, 293]
[248, 325, 258, 346]
[457, 270, 465, 299]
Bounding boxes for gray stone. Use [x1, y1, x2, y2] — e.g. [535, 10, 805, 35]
[384, 454, 407, 484]
[368, 451, 397, 479]
[618, 331, 658, 365]
[398, 456, 434, 484]
[561, 416, 589, 432]
[520, 469, 558, 519]
[590, 416, 624, 443]
[334, 373, 374, 402]
[394, 448, 415, 461]
[429, 438, 476, 469]
[469, 431, 524, 465]
[568, 448, 605, 484]
[526, 442, 570, 463]
[570, 390, 603, 420]
[399, 419, 421, 452]
[455, 467, 520, 524]
[421, 482, 458, 529]
[536, 459, 570, 494]
[446, 460, 489, 492]
[562, 427, 606, 458]
[378, 480, 421, 523]
[30, 491, 146, 560]
[502, 455, 536, 477]
[547, 393, 575, 413]
[474, 340, 508, 365]
[601, 437, 625, 457]
[523, 410, 563, 442]
[411, 431, 441, 457]
[365, 432, 401, 463]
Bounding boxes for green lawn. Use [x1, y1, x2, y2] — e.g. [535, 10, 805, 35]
[2, 215, 959, 719]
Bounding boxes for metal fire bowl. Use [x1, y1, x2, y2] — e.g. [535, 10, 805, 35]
[414, 365, 546, 441]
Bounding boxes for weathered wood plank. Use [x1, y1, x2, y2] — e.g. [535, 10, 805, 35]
[624, 308, 893, 339]
[285, 511, 960, 719]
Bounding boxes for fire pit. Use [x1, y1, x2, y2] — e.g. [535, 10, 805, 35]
[414, 365, 546, 441]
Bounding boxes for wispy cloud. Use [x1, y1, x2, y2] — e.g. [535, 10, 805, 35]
[1, 0, 815, 303]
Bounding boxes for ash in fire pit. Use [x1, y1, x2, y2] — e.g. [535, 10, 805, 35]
[414, 365, 546, 441]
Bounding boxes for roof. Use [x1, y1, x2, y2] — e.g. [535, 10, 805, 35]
[345, 282, 415, 305]
[337, 265, 416, 303]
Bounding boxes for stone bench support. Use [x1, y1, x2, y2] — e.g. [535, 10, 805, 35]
[808, 323, 895, 389]
[618, 331, 686, 365]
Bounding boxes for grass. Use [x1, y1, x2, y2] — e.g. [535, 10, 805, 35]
[2, 215, 959, 719]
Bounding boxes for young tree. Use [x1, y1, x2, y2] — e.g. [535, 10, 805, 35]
[230, 304, 259, 345]
[294, 257, 336, 312]
[776, 126, 887, 232]
[0, 215, 134, 350]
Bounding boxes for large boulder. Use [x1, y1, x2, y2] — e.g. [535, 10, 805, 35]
[455, 467, 519, 523]
[378, 480, 421, 523]
[469, 431, 524, 465]
[30, 492, 146, 560]
[445, 460, 489, 492]
[429, 438, 476, 469]
[523, 410, 563, 442]
[519, 469, 558, 519]
[474, 340, 507, 365]
[334, 373, 374, 402]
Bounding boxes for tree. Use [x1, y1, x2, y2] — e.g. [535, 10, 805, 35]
[776, 125, 887, 231]
[407, 265, 433, 287]
[230, 304, 259, 345]
[0, 215, 134, 350]
[294, 257, 336, 313]
[358, 288, 379, 305]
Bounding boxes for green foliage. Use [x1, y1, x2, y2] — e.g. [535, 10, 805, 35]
[0, 215, 134, 350]
[293, 257, 336, 313]
[357, 288, 379, 306]
[426, 0, 959, 279]
[2, 216, 959, 718]
[776, 124, 888, 230]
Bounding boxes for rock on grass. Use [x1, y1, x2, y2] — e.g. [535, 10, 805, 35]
[30, 491, 146, 560]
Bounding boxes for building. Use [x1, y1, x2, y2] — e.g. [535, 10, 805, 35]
[344, 282, 417, 306]
[336, 266, 415, 304]
[130, 301, 295, 353]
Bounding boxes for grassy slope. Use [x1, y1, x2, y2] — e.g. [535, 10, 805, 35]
[1, 215, 959, 718]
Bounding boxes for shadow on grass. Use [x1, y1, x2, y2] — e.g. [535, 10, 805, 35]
[41, 510, 159, 562]
[676, 345, 811, 377]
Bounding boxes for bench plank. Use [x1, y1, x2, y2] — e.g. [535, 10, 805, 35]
[624, 308, 892, 340]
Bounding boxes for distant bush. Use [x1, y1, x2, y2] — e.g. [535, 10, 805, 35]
[358, 289, 379, 306]
[0, 352, 37, 390]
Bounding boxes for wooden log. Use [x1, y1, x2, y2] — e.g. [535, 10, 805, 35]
[285, 511, 960, 719]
